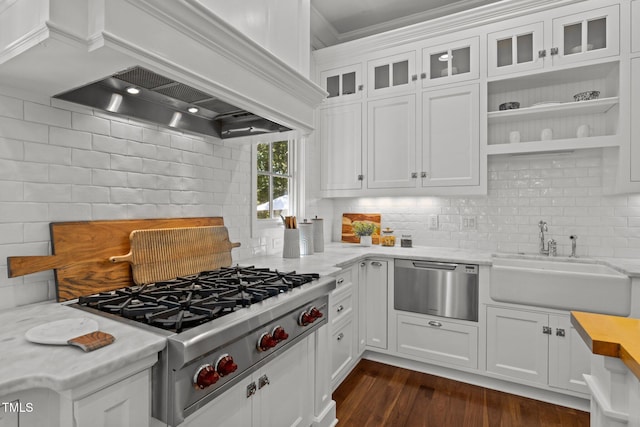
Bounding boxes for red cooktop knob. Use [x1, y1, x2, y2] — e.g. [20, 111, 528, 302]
[272, 326, 289, 342]
[299, 311, 313, 326]
[309, 307, 323, 319]
[257, 332, 278, 351]
[193, 364, 220, 389]
[216, 354, 238, 377]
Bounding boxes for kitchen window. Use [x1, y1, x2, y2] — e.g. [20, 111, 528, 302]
[251, 132, 300, 235]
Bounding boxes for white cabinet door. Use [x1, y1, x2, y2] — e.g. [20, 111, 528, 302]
[396, 314, 478, 369]
[367, 51, 417, 98]
[421, 36, 479, 87]
[257, 338, 312, 427]
[632, 58, 640, 182]
[421, 84, 479, 187]
[319, 63, 363, 102]
[364, 260, 388, 349]
[367, 94, 417, 189]
[487, 22, 545, 77]
[73, 370, 150, 427]
[184, 378, 252, 427]
[0, 400, 18, 427]
[551, 4, 620, 67]
[548, 315, 590, 395]
[330, 318, 355, 388]
[486, 307, 548, 385]
[319, 103, 363, 191]
[633, 1, 640, 53]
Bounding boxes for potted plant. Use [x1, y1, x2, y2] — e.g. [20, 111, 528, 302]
[352, 221, 377, 246]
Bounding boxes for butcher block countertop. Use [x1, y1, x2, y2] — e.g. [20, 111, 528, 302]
[0, 301, 166, 396]
[571, 311, 640, 380]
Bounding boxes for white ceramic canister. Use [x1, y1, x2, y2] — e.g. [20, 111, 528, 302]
[299, 221, 314, 255]
[509, 131, 521, 143]
[311, 216, 324, 253]
[282, 229, 300, 258]
[541, 128, 553, 141]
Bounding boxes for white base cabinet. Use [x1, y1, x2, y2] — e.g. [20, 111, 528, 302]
[486, 306, 589, 395]
[362, 260, 388, 350]
[184, 336, 313, 427]
[396, 313, 478, 369]
[329, 265, 359, 390]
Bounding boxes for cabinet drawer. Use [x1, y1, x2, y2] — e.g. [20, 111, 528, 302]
[330, 284, 354, 326]
[397, 314, 478, 369]
[331, 318, 355, 385]
[334, 267, 354, 288]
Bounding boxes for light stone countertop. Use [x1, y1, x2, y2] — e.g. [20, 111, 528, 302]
[238, 242, 640, 277]
[0, 301, 166, 396]
[3, 242, 640, 398]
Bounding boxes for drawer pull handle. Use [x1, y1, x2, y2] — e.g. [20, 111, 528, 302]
[337, 278, 344, 284]
[337, 333, 344, 341]
[337, 305, 344, 313]
[371, 261, 383, 267]
[428, 321, 442, 327]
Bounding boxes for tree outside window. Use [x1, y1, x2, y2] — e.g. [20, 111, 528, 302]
[256, 140, 291, 220]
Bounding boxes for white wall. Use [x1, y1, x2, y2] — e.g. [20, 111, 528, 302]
[0, 87, 279, 310]
[330, 149, 640, 259]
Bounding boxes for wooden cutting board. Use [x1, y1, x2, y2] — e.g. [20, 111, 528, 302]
[7, 217, 228, 301]
[110, 226, 240, 284]
[341, 213, 381, 244]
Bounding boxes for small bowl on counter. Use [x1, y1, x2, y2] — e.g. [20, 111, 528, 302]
[499, 101, 520, 110]
[573, 90, 600, 102]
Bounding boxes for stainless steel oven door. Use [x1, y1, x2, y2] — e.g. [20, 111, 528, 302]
[394, 259, 478, 321]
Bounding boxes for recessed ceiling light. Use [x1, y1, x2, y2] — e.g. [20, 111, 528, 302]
[126, 86, 141, 95]
[188, 107, 199, 114]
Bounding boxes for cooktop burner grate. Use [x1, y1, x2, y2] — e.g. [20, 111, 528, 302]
[77, 266, 319, 332]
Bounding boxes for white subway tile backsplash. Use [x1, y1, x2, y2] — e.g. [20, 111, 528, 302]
[110, 154, 143, 172]
[48, 203, 91, 221]
[0, 116, 48, 143]
[24, 103, 71, 128]
[93, 134, 129, 154]
[0, 94, 24, 119]
[49, 127, 92, 149]
[49, 164, 91, 184]
[110, 187, 144, 204]
[71, 185, 110, 203]
[24, 142, 71, 165]
[24, 182, 72, 202]
[71, 149, 110, 169]
[71, 112, 111, 135]
[92, 169, 128, 187]
[143, 128, 171, 146]
[111, 121, 143, 141]
[0, 181, 23, 201]
[0, 159, 49, 182]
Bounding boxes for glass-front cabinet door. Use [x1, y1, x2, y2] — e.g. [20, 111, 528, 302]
[551, 4, 619, 67]
[319, 63, 362, 102]
[421, 37, 479, 87]
[367, 51, 416, 98]
[488, 22, 544, 77]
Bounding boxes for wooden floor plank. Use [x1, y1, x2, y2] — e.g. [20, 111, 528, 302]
[334, 360, 590, 427]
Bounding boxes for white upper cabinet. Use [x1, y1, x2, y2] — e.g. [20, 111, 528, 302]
[488, 22, 545, 77]
[319, 103, 363, 191]
[632, 1, 640, 53]
[488, 4, 620, 77]
[421, 36, 480, 87]
[421, 84, 480, 187]
[551, 5, 620, 67]
[367, 95, 417, 189]
[631, 58, 640, 182]
[367, 51, 417, 98]
[319, 63, 363, 103]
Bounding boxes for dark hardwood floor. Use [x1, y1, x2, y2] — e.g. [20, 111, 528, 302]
[333, 360, 590, 427]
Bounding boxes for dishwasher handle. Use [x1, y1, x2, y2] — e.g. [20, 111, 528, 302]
[410, 260, 458, 271]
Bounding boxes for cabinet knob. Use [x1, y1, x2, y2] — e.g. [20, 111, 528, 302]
[428, 320, 442, 327]
[357, 174, 364, 181]
[246, 382, 257, 398]
[337, 278, 345, 285]
[337, 304, 344, 313]
[411, 74, 418, 81]
[542, 326, 552, 335]
[358, 85, 364, 91]
[550, 47, 559, 56]
[337, 332, 345, 341]
[421, 171, 427, 178]
[411, 172, 418, 178]
[420, 72, 427, 79]
[258, 374, 270, 389]
[538, 49, 547, 58]
[556, 328, 566, 337]
[371, 261, 383, 267]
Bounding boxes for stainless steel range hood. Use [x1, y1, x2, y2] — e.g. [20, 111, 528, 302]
[54, 66, 291, 139]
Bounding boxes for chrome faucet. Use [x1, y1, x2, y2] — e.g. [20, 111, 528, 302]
[569, 235, 578, 257]
[538, 221, 556, 256]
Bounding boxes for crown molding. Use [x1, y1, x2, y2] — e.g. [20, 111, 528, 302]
[313, 0, 585, 65]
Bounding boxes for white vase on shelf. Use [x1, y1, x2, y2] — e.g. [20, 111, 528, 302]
[359, 235, 372, 246]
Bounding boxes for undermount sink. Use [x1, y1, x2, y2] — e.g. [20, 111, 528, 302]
[490, 256, 631, 316]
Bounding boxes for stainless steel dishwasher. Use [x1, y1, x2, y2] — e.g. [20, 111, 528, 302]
[394, 259, 479, 322]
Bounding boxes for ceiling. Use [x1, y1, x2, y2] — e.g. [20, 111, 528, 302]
[311, 0, 503, 49]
